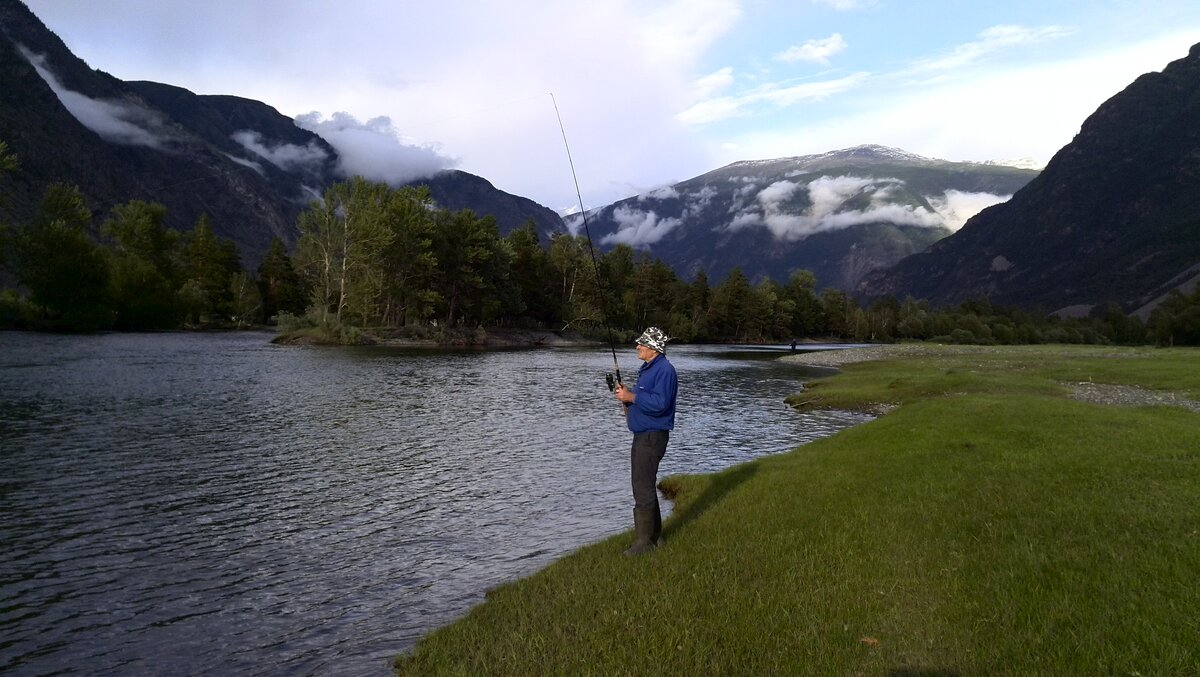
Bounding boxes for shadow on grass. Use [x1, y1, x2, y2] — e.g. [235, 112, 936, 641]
[658, 464, 757, 539]
[888, 668, 961, 677]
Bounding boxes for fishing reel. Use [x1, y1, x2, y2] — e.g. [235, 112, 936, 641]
[606, 372, 616, 392]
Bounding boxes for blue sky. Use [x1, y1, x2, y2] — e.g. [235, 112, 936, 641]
[27, 0, 1200, 213]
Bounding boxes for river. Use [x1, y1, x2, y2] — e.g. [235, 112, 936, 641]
[0, 331, 869, 676]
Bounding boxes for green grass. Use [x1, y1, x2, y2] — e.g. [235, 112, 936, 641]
[394, 346, 1200, 676]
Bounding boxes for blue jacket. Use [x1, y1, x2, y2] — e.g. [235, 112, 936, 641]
[626, 353, 677, 433]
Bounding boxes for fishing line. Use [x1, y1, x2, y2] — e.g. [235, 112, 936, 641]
[550, 92, 625, 396]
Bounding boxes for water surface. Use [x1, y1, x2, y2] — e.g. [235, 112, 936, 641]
[0, 332, 868, 675]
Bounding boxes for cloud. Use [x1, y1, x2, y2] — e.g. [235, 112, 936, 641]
[774, 34, 848, 65]
[676, 71, 869, 126]
[811, 0, 878, 9]
[927, 189, 1011, 231]
[728, 174, 983, 241]
[682, 185, 719, 218]
[231, 130, 328, 172]
[908, 24, 1076, 74]
[223, 152, 264, 174]
[691, 67, 735, 99]
[601, 205, 683, 247]
[294, 111, 455, 185]
[639, 185, 680, 201]
[19, 45, 171, 148]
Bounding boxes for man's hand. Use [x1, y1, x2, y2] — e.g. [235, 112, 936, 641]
[614, 383, 635, 404]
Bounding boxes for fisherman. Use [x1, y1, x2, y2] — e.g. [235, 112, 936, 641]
[613, 326, 678, 556]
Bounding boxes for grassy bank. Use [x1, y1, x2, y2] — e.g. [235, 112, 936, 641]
[394, 345, 1200, 675]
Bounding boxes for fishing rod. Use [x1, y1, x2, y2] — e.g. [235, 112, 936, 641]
[550, 93, 627, 406]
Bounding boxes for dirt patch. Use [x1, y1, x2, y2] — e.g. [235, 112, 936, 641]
[1064, 382, 1200, 412]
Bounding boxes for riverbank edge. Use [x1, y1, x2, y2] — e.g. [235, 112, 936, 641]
[271, 326, 601, 348]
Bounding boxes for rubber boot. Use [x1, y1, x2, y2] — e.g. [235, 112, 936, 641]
[623, 507, 656, 556]
[651, 499, 664, 547]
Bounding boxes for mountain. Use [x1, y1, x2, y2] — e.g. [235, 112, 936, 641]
[0, 0, 564, 267]
[857, 42, 1200, 316]
[411, 170, 566, 244]
[578, 145, 1037, 290]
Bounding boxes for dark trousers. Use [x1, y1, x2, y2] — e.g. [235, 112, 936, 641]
[630, 430, 669, 509]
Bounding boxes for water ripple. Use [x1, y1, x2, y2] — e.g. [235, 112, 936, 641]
[0, 332, 869, 675]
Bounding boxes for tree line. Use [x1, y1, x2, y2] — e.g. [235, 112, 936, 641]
[2, 143, 1197, 346]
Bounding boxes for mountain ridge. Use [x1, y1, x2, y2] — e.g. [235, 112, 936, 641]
[857, 41, 1200, 314]
[577, 144, 1037, 290]
[0, 0, 565, 266]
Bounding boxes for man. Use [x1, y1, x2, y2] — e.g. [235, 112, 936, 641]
[614, 326, 678, 556]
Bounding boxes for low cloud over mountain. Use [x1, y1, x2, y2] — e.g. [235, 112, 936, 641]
[582, 145, 1036, 290]
[19, 45, 174, 149]
[294, 112, 455, 186]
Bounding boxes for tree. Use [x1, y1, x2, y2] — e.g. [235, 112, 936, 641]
[431, 208, 502, 326]
[296, 178, 395, 326]
[783, 270, 823, 337]
[505, 221, 558, 327]
[257, 237, 308, 322]
[380, 186, 439, 326]
[0, 140, 18, 275]
[705, 268, 754, 339]
[602, 244, 636, 329]
[228, 271, 263, 327]
[182, 214, 241, 323]
[102, 200, 184, 329]
[14, 184, 111, 330]
[820, 288, 852, 339]
[548, 234, 600, 331]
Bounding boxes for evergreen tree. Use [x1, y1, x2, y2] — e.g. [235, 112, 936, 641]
[182, 215, 241, 323]
[783, 270, 823, 337]
[14, 184, 111, 330]
[380, 185, 439, 326]
[431, 208, 501, 326]
[102, 200, 183, 330]
[705, 268, 754, 339]
[820, 288, 852, 339]
[257, 237, 307, 322]
[601, 244, 636, 330]
[505, 221, 558, 327]
[0, 140, 18, 275]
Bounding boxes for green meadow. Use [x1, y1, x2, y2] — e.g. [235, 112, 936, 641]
[395, 345, 1200, 676]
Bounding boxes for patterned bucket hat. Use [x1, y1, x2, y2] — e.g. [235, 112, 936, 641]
[635, 326, 671, 354]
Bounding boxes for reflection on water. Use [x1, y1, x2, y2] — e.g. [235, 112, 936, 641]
[0, 332, 870, 675]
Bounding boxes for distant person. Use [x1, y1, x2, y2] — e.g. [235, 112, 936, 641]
[614, 326, 678, 556]
[791, 339, 797, 352]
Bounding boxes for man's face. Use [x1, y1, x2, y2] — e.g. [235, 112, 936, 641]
[635, 343, 657, 362]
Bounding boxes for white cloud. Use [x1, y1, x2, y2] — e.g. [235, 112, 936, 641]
[294, 112, 455, 185]
[223, 152, 264, 174]
[682, 185, 719, 218]
[774, 34, 848, 65]
[718, 32, 1197, 176]
[20, 45, 170, 148]
[811, 0, 878, 9]
[639, 185, 680, 201]
[601, 205, 683, 247]
[908, 24, 1077, 74]
[691, 67, 735, 99]
[927, 189, 1011, 231]
[729, 174, 970, 240]
[677, 71, 869, 126]
[231, 130, 327, 172]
